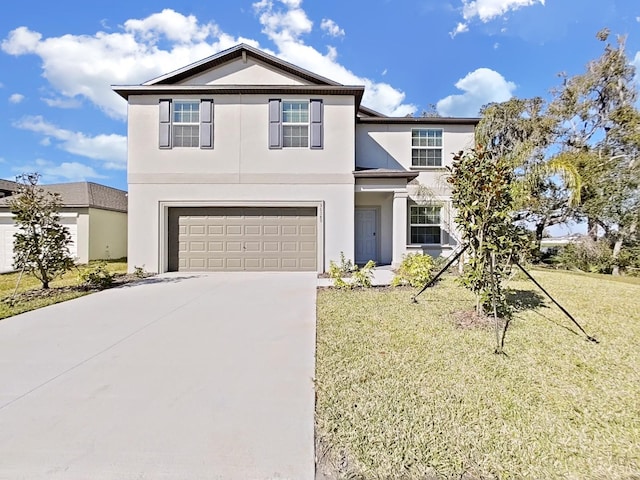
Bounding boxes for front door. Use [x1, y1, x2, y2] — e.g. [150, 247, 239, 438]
[355, 208, 377, 264]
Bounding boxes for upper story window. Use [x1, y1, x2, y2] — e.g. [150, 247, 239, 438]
[159, 99, 213, 149]
[410, 205, 441, 244]
[269, 99, 323, 150]
[411, 128, 442, 167]
[173, 101, 200, 147]
[282, 101, 309, 148]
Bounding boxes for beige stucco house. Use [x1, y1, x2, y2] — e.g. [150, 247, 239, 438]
[0, 182, 128, 272]
[113, 44, 477, 273]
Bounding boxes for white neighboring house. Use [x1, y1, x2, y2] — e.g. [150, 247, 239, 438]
[0, 181, 128, 273]
[113, 44, 477, 273]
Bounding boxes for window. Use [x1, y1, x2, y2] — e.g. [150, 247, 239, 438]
[159, 99, 213, 149]
[282, 101, 309, 148]
[268, 99, 323, 149]
[173, 101, 200, 147]
[410, 205, 441, 244]
[411, 129, 442, 167]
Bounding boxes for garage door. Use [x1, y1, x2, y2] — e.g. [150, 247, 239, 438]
[168, 207, 317, 272]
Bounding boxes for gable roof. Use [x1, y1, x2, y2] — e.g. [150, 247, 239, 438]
[0, 182, 127, 213]
[143, 43, 342, 87]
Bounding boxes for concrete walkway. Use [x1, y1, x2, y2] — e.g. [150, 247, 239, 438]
[0, 272, 317, 480]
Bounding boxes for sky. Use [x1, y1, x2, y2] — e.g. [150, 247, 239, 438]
[1, 0, 639, 194]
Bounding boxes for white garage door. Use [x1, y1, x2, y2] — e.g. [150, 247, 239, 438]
[0, 217, 78, 273]
[168, 207, 317, 272]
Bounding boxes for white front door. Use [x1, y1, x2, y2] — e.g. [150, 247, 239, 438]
[355, 208, 377, 264]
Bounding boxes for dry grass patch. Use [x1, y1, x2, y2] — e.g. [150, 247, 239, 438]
[315, 271, 640, 479]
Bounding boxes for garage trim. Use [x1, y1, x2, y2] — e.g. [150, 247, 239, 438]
[158, 200, 324, 273]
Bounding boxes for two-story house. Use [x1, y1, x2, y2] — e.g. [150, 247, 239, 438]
[113, 44, 477, 273]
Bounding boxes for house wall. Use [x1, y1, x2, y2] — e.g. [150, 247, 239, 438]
[355, 123, 475, 195]
[127, 91, 357, 273]
[128, 183, 353, 273]
[88, 208, 128, 260]
[180, 58, 312, 86]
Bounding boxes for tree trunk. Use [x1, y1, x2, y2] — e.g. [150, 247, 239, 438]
[587, 217, 598, 240]
[612, 237, 624, 276]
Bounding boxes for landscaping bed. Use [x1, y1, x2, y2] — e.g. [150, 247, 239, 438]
[315, 270, 640, 479]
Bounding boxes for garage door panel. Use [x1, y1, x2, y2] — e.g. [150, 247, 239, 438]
[168, 207, 317, 272]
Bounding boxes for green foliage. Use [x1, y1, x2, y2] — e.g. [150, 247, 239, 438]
[77, 262, 115, 289]
[391, 253, 435, 287]
[448, 149, 526, 317]
[8, 173, 75, 289]
[328, 253, 375, 289]
[351, 260, 376, 288]
[133, 265, 147, 278]
[549, 239, 640, 275]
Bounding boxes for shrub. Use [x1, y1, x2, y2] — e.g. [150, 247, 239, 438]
[391, 253, 435, 287]
[328, 253, 375, 289]
[551, 239, 613, 273]
[133, 265, 147, 278]
[78, 262, 115, 289]
[352, 260, 376, 288]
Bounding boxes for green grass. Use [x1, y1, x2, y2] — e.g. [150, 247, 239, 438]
[0, 260, 128, 320]
[316, 270, 640, 479]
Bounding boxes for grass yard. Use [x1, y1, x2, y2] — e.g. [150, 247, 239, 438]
[316, 270, 640, 479]
[0, 260, 128, 320]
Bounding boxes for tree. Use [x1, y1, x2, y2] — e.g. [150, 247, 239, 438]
[549, 30, 640, 274]
[9, 173, 75, 289]
[448, 148, 527, 353]
[477, 98, 582, 254]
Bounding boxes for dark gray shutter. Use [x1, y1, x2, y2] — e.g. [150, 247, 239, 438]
[310, 99, 323, 149]
[268, 99, 282, 149]
[159, 99, 171, 149]
[200, 99, 213, 149]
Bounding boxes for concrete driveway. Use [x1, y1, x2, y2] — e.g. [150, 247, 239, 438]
[0, 272, 317, 480]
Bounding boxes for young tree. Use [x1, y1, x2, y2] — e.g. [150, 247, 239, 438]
[448, 148, 527, 353]
[9, 173, 75, 289]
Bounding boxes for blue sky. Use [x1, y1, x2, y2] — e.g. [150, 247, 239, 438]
[1, 0, 639, 193]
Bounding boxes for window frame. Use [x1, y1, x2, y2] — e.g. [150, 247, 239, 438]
[411, 128, 443, 168]
[409, 204, 442, 245]
[172, 100, 201, 148]
[282, 100, 310, 148]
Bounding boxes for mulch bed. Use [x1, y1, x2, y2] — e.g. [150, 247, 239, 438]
[451, 309, 495, 329]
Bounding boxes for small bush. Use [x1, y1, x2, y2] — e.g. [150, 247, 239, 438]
[133, 265, 147, 278]
[392, 253, 435, 287]
[328, 253, 375, 289]
[551, 239, 613, 273]
[78, 263, 115, 289]
[352, 260, 376, 288]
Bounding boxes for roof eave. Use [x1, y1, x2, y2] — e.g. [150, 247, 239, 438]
[358, 116, 480, 125]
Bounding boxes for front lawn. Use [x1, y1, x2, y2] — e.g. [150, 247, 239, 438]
[316, 270, 640, 479]
[0, 260, 129, 320]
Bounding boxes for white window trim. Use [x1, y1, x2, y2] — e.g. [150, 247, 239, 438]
[282, 100, 309, 149]
[411, 128, 443, 169]
[172, 100, 200, 148]
[408, 204, 442, 245]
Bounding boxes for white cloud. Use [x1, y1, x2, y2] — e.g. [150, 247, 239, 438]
[633, 52, 640, 84]
[436, 68, 516, 117]
[1, 11, 250, 119]
[12, 158, 106, 183]
[14, 116, 127, 170]
[452, 0, 544, 35]
[450, 22, 469, 38]
[2, 4, 414, 119]
[253, 0, 415, 115]
[462, 0, 545, 22]
[41, 97, 82, 109]
[9, 93, 24, 104]
[320, 18, 345, 38]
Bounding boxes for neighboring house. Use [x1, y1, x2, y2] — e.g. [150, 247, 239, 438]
[113, 44, 478, 273]
[0, 182, 128, 272]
